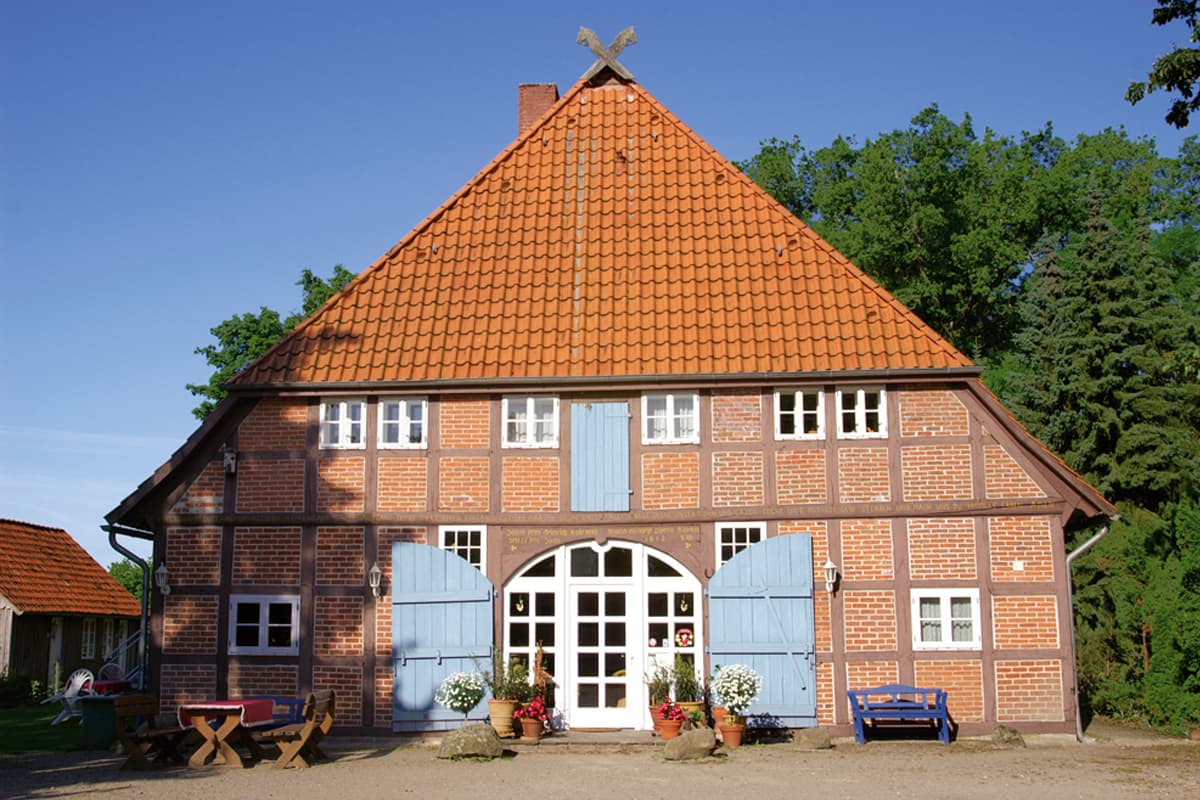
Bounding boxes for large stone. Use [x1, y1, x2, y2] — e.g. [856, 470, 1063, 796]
[664, 727, 717, 760]
[791, 727, 833, 750]
[437, 723, 505, 759]
[991, 724, 1026, 748]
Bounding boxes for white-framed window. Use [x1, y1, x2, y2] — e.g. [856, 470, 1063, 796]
[717, 522, 765, 566]
[642, 392, 699, 444]
[775, 388, 824, 439]
[320, 398, 366, 448]
[439, 525, 487, 575]
[836, 387, 887, 438]
[379, 397, 428, 448]
[911, 589, 981, 650]
[503, 396, 559, 448]
[80, 618, 97, 659]
[229, 594, 301, 655]
[101, 618, 114, 659]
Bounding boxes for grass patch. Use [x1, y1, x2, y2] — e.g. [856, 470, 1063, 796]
[0, 705, 86, 754]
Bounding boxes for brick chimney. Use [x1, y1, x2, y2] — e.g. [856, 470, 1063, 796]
[519, 83, 559, 135]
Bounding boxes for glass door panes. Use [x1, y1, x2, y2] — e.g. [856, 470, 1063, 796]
[646, 590, 697, 657]
[573, 589, 629, 712]
[508, 590, 557, 707]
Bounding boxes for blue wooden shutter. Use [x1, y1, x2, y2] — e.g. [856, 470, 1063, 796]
[571, 401, 630, 511]
[707, 534, 817, 727]
[391, 542, 494, 732]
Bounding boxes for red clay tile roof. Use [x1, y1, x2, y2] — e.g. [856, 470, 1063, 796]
[0, 519, 140, 617]
[232, 76, 973, 388]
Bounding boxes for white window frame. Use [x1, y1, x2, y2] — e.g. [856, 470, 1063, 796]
[80, 618, 97, 659]
[911, 588, 981, 651]
[378, 396, 428, 449]
[836, 387, 887, 439]
[228, 594, 301, 655]
[502, 395, 559, 448]
[775, 388, 825, 440]
[319, 398, 366, 449]
[642, 392, 700, 444]
[438, 525, 487, 576]
[101, 618, 114, 659]
[716, 522, 766, 566]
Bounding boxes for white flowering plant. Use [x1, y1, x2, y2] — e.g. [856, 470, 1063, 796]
[435, 671, 487, 717]
[710, 664, 762, 715]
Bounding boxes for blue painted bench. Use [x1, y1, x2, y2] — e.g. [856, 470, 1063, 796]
[847, 684, 950, 744]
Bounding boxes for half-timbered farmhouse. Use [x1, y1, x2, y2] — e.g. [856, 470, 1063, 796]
[108, 50, 1114, 737]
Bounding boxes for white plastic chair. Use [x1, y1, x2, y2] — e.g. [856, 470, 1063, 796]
[43, 668, 93, 725]
[98, 662, 124, 681]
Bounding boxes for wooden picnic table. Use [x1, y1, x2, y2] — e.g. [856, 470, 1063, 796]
[178, 698, 274, 768]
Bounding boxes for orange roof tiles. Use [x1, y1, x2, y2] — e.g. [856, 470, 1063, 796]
[0, 519, 140, 617]
[233, 76, 972, 388]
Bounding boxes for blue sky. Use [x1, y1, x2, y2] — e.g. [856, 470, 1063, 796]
[0, 0, 1192, 566]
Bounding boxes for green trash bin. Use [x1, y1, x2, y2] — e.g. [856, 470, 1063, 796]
[81, 695, 117, 749]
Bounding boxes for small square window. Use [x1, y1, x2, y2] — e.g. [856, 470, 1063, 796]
[776, 389, 824, 439]
[911, 589, 981, 650]
[836, 387, 887, 438]
[642, 393, 700, 444]
[717, 523, 765, 565]
[320, 399, 366, 448]
[503, 396, 559, 448]
[440, 526, 487, 575]
[379, 397, 428, 448]
[229, 595, 300, 655]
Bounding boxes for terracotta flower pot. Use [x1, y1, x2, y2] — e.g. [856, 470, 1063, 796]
[488, 699, 518, 738]
[519, 716, 543, 741]
[719, 723, 745, 747]
[658, 719, 683, 740]
[711, 705, 728, 727]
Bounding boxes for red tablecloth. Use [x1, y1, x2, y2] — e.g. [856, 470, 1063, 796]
[178, 698, 274, 728]
[91, 679, 132, 695]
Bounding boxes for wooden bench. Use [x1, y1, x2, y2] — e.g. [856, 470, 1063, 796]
[257, 689, 335, 768]
[113, 693, 190, 769]
[847, 684, 950, 744]
[247, 695, 307, 729]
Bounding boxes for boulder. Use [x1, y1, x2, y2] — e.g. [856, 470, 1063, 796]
[437, 723, 505, 759]
[664, 727, 717, 760]
[791, 727, 833, 750]
[991, 724, 1026, 748]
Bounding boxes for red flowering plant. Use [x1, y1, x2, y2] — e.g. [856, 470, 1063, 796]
[513, 695, 548, 722]
[656, 698, 684, 721]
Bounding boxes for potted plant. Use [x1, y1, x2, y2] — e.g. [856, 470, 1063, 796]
[710, 664, 762, 747]
[644, 664, 671, 732]
[672, 655, 703, 719]
[655, 698, 685, 739]
[434, 671, 486, 724]
[513, 695, 548, 741]
[482, 654, 533, 737]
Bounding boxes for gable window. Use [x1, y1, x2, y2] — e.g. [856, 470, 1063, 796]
[80, 618, 96, 659]
[717, 523, 765, 566]
[379, 397, 427, 448]
[503, 396, 559, 448]
[228, 594, 300, 655]
[837, 387, 886, 438]
[439, 526, 486, 575]
[320, 398, 366, 449]
[911, 589, 981, 650]
[642, 392, 699, 444]
[776, 389, 824, 439]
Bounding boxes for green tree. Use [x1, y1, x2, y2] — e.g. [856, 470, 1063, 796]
[107, 559, 143, 602]
[1126, 0, 1200, 128]
[186, 265, 356, 418]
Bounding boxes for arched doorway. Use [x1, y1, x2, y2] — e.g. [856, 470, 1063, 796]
[504, 540, 702, 729]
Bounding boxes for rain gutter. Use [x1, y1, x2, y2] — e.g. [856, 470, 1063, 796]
[102, 523, 155, 690]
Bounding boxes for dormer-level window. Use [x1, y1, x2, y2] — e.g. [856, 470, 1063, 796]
[379, 397, 427, 448]
[775, 389, 824, 439]
[320, 398, 366, 448]
[503, 396, 559, 448]
[642, 392, 699, 444]
[836, 388, 886, 438]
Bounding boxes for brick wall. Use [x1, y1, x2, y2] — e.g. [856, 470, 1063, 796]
[995, 659, 1064, 721]
[228, 664, 299, 698]
[989, 516, 1054, 582]
[440, 398, 489, 448]
[641, 452, 700, 509]
[438, 456, 490, 511]
[817, 661, 835, 725]
[375, 527, 428, 658]
[236, 457, 304, 513]
[173, 460, 224, 513]
[984, 444, 1046, 499]
[160, 664, 217, 710]
[845, 661, 899, 698]
[711, 451, 764, 507]
[901, 444, 973, 501]
[316, 526, 365, 585]
[314, 664, 363, 726]
[914, 659, 984, 722]
[232, 527, 302, 584]
[317, 456, 365, 512]
[780, 520, 830, 651]
[377, 458, 428, 511]
[838, 448, 890, 503]
[162, 596, 218, 654]
[502, 456, 560, 511]
[165, 526, 222, 585]
[842, 591, 897, 651]
[710, 391, 761, 443]
[314, 596, 364, 656]
[908, 518, 976, 580]
[375, 666, 393, 726]
[841, 519, 894, 580]
[238, 398, 307, 450]
[993, 596, 1059, 649]
[899, 390, 969, 437]
[776, 449, 827, 504]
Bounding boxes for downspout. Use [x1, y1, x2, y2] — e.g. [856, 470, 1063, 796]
[102, 523, 155, 690]
[1065, 517, 1118, 743]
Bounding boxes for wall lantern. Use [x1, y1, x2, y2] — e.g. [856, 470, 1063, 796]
[223, 449, 238, 474]
[367, 562, 383, 598]
[154, 562, 171, 596]
[823, 558, 838, 594]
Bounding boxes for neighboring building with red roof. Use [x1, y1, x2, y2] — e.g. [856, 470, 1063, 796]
[109, 54, 1113, 738]
[0, 519, 139, 684]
